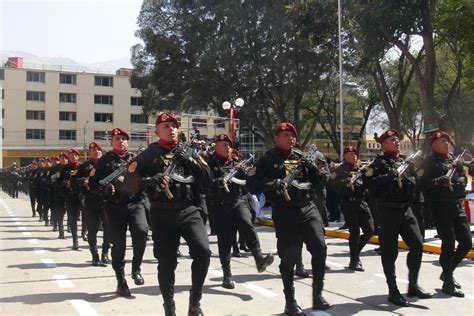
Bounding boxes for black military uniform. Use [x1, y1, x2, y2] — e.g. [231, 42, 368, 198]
[331, 147, 374, 271]
[134, 112, 212, 316]
[247, 122, 330, 315]
[363, 129, 431, 307]
[35, 159, 51, 224]
[206, 134, 273, 290]
[89, 128, 148, 297]
[418, 132, 472, 297]
[26, 163, 38, 217]
[52, 154, 69, 239]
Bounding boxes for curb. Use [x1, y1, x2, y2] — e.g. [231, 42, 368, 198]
[258, 218, 474, 259]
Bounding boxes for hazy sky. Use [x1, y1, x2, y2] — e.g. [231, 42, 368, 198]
[0, 0, 143, 63]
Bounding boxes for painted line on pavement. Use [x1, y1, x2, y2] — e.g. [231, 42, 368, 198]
[14, 221, 21, 225]
[241, 283, 279, 297]
[326, 260, 345, 268]
[310, 311, 333, 316]
[34, 248, 46, 255]
[22, 232, 32, 236]
[12, 217, 18, 220]
[41, 259, 58, 268]
[374, 273, 408, 284]
[54, 274, 74, 288]
[28, 239, 39, 245]
[18, 226, 26, 230]
[465, 295, 474, 300]
[69, 299, 98, 316]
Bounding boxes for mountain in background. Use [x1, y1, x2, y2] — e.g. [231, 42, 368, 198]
[0, 50, 132, 71]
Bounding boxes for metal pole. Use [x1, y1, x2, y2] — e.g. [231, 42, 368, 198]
[338, 0, 344, 161]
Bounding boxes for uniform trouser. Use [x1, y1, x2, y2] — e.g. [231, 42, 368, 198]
[411, 201, 425, 240]
[104, 200, 148, 273]
[430, 201, 472, 279]
[53, 196, 66, 233]
[272, 203, 327, 297]
[84, 197, 110, 255]
[214, 199, 261, 268]
[150, 205, 210, 305]
[65, 196, 81, 243]
[378, 205, 423, 290]
[315, 196, 329, 227]
[28, 186, 37, 214]
[37, 189, 50, 220]
[342, 201, 375, 262]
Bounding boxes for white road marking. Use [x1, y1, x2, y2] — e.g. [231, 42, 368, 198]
[28, 239, 39, 245]
[69, 299, 99, 316]
[374, 273, 409, 284]
[326, 260, 345, 268]
[14, 222, 21, 225]
[209, 269, 223, 277]
[41, 259, 58, 268]
[310, 311, 333, 316]
[54, 274, 74, 288]
[241, 283, 279, 297]
[17, 226, 26, 230]
[34, 248, 46, 255]
[22, 232, 32, 236]
[465, 295, 474, 301]
[12, 217, 18, 220]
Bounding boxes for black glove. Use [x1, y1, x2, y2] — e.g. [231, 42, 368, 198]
[434, 175, 450, 186]
[142, 175, 164, 187]
[104, 184, 115, 197]
[272, 179, 285, 191]
[388, 168, 400, 180]
[300, 158, 315, 169]
[455, 162, 464, 174]
[174, 143, 192, 161]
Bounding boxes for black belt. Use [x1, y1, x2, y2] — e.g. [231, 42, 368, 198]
[150, 200, 193, 210]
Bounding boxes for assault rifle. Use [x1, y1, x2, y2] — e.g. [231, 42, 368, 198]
[221, 154, 254, 193]
[143, 132, 199, 199]
[446, 148, 467, 192]
[348, 159, 374, 192]
[99, 165, 128, 186]
[279, 144, 319, 201]
[395, 150, 422, 188]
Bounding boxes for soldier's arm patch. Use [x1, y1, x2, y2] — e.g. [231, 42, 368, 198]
[417, 168, 424, 177]
[89, 168, 96, 177]
[56, 171, 60, 178]
[330, 172, 337, 180]
[128, 161, 138, 173]
[366, 167, 374, 177]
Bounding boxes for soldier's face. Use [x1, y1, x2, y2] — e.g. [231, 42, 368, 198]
[155, 122, 178, 142]
[344, 152, 357, 164]
[382, 136, 400, 153]
[89, 147, 103, 160]
[111, 135, 129, 151]
[432, 138, 449, 155]
[68, 153, 80, 163]
[215, 141, 232, 158]
[275, 131, 296, 151]
[59, 156, 68, 165]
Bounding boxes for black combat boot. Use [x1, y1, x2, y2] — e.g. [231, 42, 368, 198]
[71, 234, 79, 250]
[101, 252, 110, 264]
[283, 287, 305, 316]
[222, 265, 235, 289]
[407, 273, 432, 299]
[252, 249, 274, 273]
[348, 257, 364, 272]
[441, 273, 465, 297]
[131, 267, 145, 285]
[295, 262, 309, 278]
[188, 290, 204, 316]
[58, 221, 65, 239]
[312, 281, 331, 310]
[440, 272, 461, 289]
[115, 270, 131, 297]
[387, 282, 409, 307]
[163, 301, 176, 316]
[90, 247, 105, 267]
[232, 241, 242, 258]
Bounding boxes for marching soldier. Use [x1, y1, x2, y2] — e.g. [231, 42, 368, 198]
[331, 146, 374, 271]
[363, 129, 432, 306]
[418, 131, 472, 297]
[206, 133, 274, 290]
[247, 122, 331, 315]
[35, 158, 50, 223]
[134, 113, 212, 316]
[27, 161, 38, 217]
[78, 142, 110, 267]
[89, 128, 148, 297]
[53, 153, 69, 239]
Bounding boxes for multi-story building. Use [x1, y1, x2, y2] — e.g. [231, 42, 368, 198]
[0, 57, 235, 167]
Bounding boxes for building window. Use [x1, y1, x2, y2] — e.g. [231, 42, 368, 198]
[94, 95, 113, 105]
[2, 108, 4, 118]
[95, 76, 113, 87]
[94, 130, 110, 140]
[213, 119, 225, 128]
[1, 89, 4, 99]
[0, 69, 4, 80]
[59, 111, 77, 121]
[192, 118, 207, 128]
[59, 130, 76, 140]
[26, 91, 45, 101]
[95, 113, 113, 122]
[26, 71, 45, 83]
[26, 129, 45, 140]
[26, 110, 45, 120]
[59, 93, 77, 103]
[131, 97, 144, 106]
[1, 128, 3, 139]
[59, 73, 77, 85]
[131, 132, 147, 141]
[131, 114, 148, 123]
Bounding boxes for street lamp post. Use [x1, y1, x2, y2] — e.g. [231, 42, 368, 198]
[222, 98, 244, 143]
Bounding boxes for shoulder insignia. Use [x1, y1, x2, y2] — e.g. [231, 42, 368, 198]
[248, 166, 256, 177]
[47, 171, 50, 176]
[128, 161, 138, 173]
[56, 171, 60, 178]
[417, 168, 424, 177]
[70, 170, 78, 176]
[366, 167, 374, 177]
[330, 172, 337, 180]
[89, 168, 96, 177]
[198, 156, 208, 166]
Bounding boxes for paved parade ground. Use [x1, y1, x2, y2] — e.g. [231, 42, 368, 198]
[1, 192, 473, 316]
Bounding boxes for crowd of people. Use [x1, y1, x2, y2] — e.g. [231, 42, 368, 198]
[1, 113, 473, 316]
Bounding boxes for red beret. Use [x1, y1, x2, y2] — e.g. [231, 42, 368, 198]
[111, 127, 130, 140]
[89, 142, 103, 151]
[155, 112, 179, 128]
[275, 122, 297, 137]
[68, 148, 81, 156]
[38, 157, 45, 162]
[59, 152, 68, 159]
[343, 145, 357, 154]
[50, 156, 59, 161]
[377, 129, 400, 143]
[430, 131, 452, 145]
[215, 134, 233, 147]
